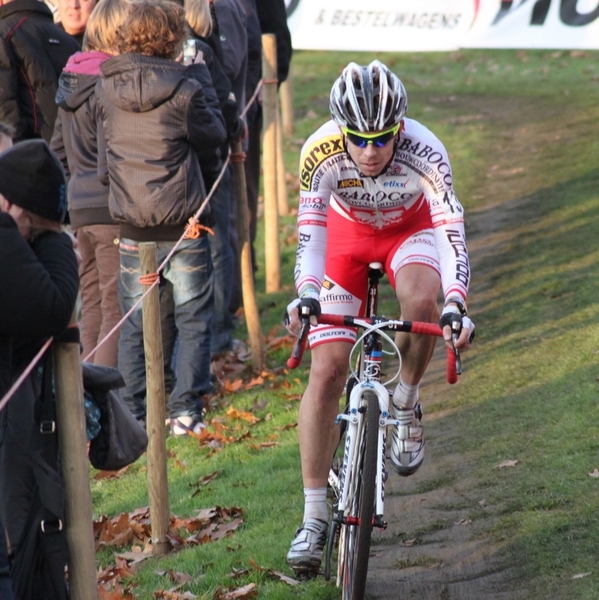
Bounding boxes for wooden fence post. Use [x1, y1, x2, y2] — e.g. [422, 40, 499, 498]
[261, 33, 281, 293]
[139, 243, 170, 557]
[280, 76, 294, 137]
[231, 141, 265, 371]
[53, 312, 99, 600]
[276, 109, 289, 217]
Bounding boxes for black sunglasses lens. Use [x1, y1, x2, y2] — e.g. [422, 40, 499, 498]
[346, 131, 395, 148]
[346, 132, 368, 147]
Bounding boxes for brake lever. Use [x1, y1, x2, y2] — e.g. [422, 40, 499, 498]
[451, 321, 463, 375]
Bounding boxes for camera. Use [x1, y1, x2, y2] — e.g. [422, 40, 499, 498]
[183, 38, 199, 65]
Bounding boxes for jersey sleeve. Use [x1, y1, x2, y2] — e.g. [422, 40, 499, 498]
[294, 125, 345, 296]
[429, 187, 470, 302]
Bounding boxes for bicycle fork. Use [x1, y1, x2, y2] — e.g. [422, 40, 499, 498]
[332, 380, 398, 530]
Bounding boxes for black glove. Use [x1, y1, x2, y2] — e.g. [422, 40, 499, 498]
[284, 295, 321, 326]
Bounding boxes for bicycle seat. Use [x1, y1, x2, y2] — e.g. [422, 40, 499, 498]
[368, 262, 385, 279]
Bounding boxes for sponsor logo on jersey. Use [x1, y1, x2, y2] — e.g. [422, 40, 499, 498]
[385, 165, 407, 177]
[338, 178, 364, 189]
[300, 134, 345, 191]
[322, 278, 334, 290]
[383, 180, 408, 188]
[321, 292, 354, 304]
[396, 137, 453, 188]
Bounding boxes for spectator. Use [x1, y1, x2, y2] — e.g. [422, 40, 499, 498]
[55, 0, 97, 45]
[243, 0, 292, 272]
[51, 0, 130, 367]
[0, 138, 79, 599]
[0, 120, 15, 600]
[0, 0, 80, 142]
[96, 0, 226, 435]
[184, 0, 245, 356]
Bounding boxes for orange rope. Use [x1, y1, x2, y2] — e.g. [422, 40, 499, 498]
[230, 151, 246, 163]
[139, 272, 160, 285]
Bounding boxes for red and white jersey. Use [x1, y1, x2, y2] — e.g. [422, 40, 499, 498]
[295, 118, 469, 302]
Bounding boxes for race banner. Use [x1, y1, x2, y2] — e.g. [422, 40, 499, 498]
[285, 0, 599, 51]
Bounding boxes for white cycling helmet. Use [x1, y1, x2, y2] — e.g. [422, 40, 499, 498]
[329, 60, 407, 132]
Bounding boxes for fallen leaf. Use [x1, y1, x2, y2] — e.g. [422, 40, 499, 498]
[497, 460, 519, 469]
[455, 519, 472, 526]
[213, 583, 258, 599]
[589, 468, 599, 478]
[572, 572, 592, 579]
[401, 539, 416, 547]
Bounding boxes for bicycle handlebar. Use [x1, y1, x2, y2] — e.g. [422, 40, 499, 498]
[287, 313, 459, 384]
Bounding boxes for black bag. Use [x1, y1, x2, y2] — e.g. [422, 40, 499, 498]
[82, 363, 148, 471]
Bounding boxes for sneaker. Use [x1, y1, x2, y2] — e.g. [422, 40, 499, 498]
[286, 518, 328, 572]
[168, 416, 206, 437]
[390, 403, 424, 476]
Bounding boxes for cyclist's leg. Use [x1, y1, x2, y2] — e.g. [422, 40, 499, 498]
[393, 263, 440, 383]
[287, 341, 352, 571]
[387, 230, 441, 475]
[299, 341, 353, 489]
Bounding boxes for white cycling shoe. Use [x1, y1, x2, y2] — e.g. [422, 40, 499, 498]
[286, 518, 328, 573]
[390, 403, 425, 476]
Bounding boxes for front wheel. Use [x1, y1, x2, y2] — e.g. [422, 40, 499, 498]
[339, 391, 379, 600]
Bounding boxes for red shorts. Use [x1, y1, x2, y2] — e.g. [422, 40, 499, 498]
[309, 204, 440, 348]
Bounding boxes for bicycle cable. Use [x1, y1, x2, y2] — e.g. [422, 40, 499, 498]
[348, 320, 403, 387]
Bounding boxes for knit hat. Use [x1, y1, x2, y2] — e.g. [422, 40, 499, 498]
[0, 139, 67, 222]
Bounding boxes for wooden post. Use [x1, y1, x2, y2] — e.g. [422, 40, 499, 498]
[261, 33, 281, 293]
[139, 243, 170, 557]
[280, 76, 294, 137]
[53, 312, 99, 600]
[276, 109, 289, 217]
[231, 140, 265, 371]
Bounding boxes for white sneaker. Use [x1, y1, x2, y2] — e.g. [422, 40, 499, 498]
[168, 416, 206, 437]
[286, 518, 328, 572]
[390, 403, 424, 476]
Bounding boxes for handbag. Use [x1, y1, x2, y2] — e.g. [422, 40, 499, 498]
[82, 362, 148, 471]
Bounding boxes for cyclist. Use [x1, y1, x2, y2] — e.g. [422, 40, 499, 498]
[285, 60, 475, 573]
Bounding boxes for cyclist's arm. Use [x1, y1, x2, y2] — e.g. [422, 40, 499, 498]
[293, 124, 343, 298]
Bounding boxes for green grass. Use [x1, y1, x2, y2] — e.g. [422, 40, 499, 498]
[91, 49, 599, 599]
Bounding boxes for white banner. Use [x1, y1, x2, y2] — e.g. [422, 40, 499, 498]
[285, 0, 599, 51]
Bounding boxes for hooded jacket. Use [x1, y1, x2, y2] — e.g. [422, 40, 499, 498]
[51, 51, 114, 228]
[0, 0, 80, 142]
[96, 53, 227, 241]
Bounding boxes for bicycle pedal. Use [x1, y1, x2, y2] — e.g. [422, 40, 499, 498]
[291, 567, 321, 581]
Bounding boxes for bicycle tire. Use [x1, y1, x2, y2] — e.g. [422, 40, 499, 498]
[340, 391, 379, 600]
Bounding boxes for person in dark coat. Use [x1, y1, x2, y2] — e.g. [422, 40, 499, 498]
[0, 120, 15, 600]
[182, 0, 246, 356]
[243, 0, 292, 272]
[51, 0, 130, 367]
[55, 0, 96, 46]
[0, 137, 79, 599]
[0, 0, 81, 142]
[96, 0, 226, 435]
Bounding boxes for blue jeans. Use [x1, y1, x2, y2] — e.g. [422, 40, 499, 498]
[210, 167, 236, 354]
[117, 236, 214, 420]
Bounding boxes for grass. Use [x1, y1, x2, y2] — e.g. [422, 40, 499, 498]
[91, 48, 599, 599]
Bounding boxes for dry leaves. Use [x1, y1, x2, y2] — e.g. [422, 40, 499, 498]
[588, 468, 599, 478]
[95, 507, 245, 596]
[497, 459, 519, 469]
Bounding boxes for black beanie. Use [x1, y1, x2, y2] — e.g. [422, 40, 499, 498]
[0, 139, 67, 222]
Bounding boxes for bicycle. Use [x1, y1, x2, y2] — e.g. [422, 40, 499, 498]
[287, 262, 460, 599]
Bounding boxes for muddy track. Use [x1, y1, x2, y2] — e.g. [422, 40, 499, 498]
[363, 94, 561, 599]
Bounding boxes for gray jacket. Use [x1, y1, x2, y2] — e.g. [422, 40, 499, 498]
[96, 53, 226, 240]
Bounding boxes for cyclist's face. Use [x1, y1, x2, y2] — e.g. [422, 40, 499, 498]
[344, 127, 398, 177]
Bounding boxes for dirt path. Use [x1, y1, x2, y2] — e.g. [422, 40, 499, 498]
[362, 94, 565, 600]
